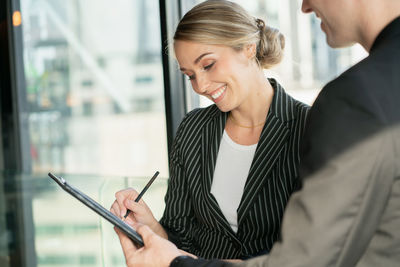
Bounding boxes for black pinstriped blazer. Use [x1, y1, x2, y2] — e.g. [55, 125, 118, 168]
[160, 79, 309, 259]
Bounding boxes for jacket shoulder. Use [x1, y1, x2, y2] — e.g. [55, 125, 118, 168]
[174, 104, 221, 142]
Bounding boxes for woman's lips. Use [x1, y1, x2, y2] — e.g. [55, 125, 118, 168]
[210, 85, 227, 103]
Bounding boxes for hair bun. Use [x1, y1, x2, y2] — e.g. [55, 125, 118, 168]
[256, 22, 285, 69]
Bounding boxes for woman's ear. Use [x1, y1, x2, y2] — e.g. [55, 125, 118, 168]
[244, 43, 257, 59]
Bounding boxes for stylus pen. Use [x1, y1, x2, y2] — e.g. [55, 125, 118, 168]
[123, 171, 160, 219]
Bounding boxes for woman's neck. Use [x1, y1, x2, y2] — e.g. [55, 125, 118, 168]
[230, 72, 274, 127]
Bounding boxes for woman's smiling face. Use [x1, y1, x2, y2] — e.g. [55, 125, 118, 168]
[174, 40, 256, 112]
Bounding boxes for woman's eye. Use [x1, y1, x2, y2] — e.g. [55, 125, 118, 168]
[203, 62, 215, 71]
[185, 62, 214, 80]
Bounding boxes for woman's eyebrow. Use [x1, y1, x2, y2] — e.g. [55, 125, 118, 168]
[194, 52, 213, 64]
[179, 52, 213, 72]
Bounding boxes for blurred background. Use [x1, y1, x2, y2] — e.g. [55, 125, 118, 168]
[0, 0, 367, 266]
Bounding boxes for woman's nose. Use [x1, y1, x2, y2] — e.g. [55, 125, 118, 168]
[194, 74, 210, 95]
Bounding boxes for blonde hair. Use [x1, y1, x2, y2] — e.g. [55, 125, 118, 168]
[174, 0, 285, 69]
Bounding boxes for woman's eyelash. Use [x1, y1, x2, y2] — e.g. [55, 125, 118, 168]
[187, 62, 215, 80]
[203, 62, 215, 70]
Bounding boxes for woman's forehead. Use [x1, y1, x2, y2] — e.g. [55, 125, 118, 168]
[174, 41, 231, 57]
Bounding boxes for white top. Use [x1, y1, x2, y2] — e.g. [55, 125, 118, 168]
[211, 130, 257, 232]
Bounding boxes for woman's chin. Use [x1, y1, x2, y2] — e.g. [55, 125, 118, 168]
[215, 103, 231, 113]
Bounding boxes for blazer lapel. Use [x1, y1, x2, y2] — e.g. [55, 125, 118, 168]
[237, 80, 294, 225]
[237, 115, 290, 225]
[200, 110, 235, 229]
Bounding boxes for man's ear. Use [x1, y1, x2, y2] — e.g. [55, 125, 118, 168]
[244, 43, 257, 59]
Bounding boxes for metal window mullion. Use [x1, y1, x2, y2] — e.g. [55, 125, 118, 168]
[159, 0, 187, 154]
[2, 0, 36, 266]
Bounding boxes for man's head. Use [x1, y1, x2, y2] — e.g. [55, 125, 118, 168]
[301, 0, 359, 48]
[302, 0, 400, 51]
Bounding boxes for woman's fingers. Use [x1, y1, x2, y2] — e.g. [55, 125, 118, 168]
[125, 200, 154, 219]
[115, 188, 140, 217]
[124, 199, 143, 211]
[110, 201, 121, 217]
[112, 188, 152, 223]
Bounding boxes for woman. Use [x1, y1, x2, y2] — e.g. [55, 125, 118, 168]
[111, 0, 309, 260]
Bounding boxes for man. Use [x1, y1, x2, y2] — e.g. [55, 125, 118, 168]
[115, 0, 400, 266]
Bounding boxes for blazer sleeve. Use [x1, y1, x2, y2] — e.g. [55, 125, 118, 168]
[170, 256, 235, 267]
[160, 112, 196, 251]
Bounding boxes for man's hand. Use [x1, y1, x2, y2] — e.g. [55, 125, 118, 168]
[115, 223, 188, 267]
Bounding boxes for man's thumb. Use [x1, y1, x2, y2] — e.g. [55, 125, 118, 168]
[137, 224, 154, 244]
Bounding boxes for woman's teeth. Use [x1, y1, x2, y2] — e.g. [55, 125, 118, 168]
[211, 85, 226, 99]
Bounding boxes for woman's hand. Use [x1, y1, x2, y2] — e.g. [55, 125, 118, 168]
[110, 188, 167, 238]
[112, 188, 156, 224]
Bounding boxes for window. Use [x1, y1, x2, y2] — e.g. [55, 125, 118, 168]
[18, 0, 168, 266]
[22, 0, 168, 177]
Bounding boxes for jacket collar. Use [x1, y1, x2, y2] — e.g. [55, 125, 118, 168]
[199, 79, 297, 234]
[370, 16, 400, 53]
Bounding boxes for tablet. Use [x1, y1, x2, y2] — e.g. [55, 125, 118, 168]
[48, 172, 144, 247]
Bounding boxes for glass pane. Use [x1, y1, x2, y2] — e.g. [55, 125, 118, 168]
[19, 0, 169, 266]
[21, 0, 168, 177]
[1, 172, 167, 267]
[181, 0, 368, 107]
